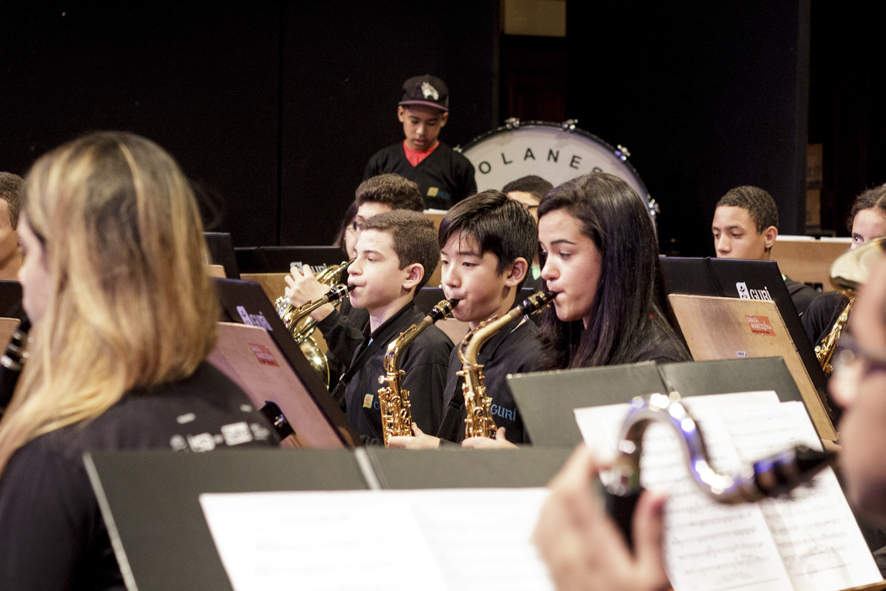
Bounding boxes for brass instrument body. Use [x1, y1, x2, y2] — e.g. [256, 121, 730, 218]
[274, 261, 352, 386]
[458, 291, 555, 440]
[815, 298, 853, 375]
[378, 299, 456, 446]
[816, 238, 886, 375]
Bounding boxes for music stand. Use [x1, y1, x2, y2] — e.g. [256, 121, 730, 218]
[212, 278, 359, 448]
[0, 280, 24, 320]
[203, 232, 240, 279]
[508, 358, 808, 448]
[234, 245, 346, 273]
[660, 257, 829, 410]
[85, 447, 571, 591]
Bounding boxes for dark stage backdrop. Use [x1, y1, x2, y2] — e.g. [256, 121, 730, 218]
[566, 2, 809, 257]
[1, 2, 812, 254]
[0, 1, 499, 247]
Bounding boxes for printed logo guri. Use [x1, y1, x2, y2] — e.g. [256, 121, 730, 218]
[736, 282, 772, 302]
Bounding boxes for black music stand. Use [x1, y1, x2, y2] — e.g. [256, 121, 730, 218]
[0, 280, 24, 320]
[659, 257, 828, 402]
[213, 278, 359, 448]
[203, 232, 240, 279]
[234, 245, 347, 273]
[85, 447, 571, 591]
[508, 357, 807, 448]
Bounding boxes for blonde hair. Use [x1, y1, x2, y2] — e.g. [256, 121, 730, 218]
[0, 132, 218, 472]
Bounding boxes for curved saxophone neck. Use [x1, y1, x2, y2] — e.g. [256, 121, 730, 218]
[383, 299, 456, 373]
[290, 283, 353, 327]
[608, 393, 837, 504]
[460, 291, 555, 365]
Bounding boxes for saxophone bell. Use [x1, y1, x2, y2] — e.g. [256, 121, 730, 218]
[604, 393, 836, 548]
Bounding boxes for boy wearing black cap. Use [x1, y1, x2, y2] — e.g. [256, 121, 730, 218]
[364, 75, 477, 210]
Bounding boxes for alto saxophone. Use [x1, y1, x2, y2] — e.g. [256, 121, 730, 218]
[458, 291, 555, 439]
[377, 299, 456, 447]
[604, 392, 835, 548]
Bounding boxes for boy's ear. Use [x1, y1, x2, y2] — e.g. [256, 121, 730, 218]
[504, 257, 529, 287]
[401, 263, 424, 291]
[439, 111, 449, 128]
[762, 226, 778, 253]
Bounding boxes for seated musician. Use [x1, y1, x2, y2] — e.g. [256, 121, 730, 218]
[537, 172, 689, 369]
[712, 185, 819, 315]
[387, 190, 541, 449]
[532, 241, 886, 591]
[333, 210, 452, 444]
[503, 174, 553, 293]
[804, 184, 886, 349]
[285, 173, 425, 384]
[0, 132, 278, 590]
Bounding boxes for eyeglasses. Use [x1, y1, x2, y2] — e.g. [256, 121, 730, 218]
[832, 333, 886, 376]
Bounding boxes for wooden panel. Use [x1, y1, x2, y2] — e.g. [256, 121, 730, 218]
[669, 294, 836, 441]
[771, 237, 851, 291]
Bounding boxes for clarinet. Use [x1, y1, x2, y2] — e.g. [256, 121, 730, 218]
[0, 316, 31, 413]
[604, 392, 836, 549]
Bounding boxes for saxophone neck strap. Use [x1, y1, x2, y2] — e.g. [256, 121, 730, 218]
[330, 337, 380, 407]
[435, 380, 466, 442]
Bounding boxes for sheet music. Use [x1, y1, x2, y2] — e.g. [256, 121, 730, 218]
[575, 392, 794, 591]
[725, 402, 881, 591]
[200, 488, 555, 591]
[574, 392, 882, 591]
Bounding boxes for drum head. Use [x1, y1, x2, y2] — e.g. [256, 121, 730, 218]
[458, 121, 655, 220]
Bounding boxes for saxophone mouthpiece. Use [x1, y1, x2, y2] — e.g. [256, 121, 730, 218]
[324, 283, 353, 304]
[518, 291, 556, 316]
[752, 445, 837, 498]
[428, 299, 458, 322]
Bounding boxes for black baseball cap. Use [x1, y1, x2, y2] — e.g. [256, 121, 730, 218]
[398, 75, 449, 112]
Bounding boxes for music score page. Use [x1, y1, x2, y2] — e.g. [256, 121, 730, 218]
[574, 393, 880, 591]
[200, 487, 555, 591]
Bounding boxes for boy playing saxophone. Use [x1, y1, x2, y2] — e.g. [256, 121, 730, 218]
[332, 210, 452, 444]
[388, 190, 542, 448]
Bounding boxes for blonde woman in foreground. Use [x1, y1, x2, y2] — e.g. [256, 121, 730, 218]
[0, 132, 277, 590]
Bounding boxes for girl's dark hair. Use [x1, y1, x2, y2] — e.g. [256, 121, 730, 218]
[537, 172, 687, 369]
[333, 200, 358, 253]
[847, 184, 886, 233]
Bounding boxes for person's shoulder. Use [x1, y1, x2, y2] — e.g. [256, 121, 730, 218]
[784, 277, 820, 314]
[491, 319, 543, 371]
[434, 142, 473, 168]
[367, 142, 404, 163]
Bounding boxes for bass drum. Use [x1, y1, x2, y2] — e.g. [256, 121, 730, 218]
[457, 120, 657, 224]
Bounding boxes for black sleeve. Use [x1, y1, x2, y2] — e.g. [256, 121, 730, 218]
[400, 334, 453, 435]
[456, 158, 477, 203]
[364, 150, 382, 181]
[0, 445, 118, 591]
[802, 291, 848, 346]
[317, 304, 366, 370]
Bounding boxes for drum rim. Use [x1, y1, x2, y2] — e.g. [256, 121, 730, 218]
[455, 120, 651, 201]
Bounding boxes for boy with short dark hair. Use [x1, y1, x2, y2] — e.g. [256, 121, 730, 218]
[285, 174, 426, 382]
[333, 210, 452, 443]
[712, 185, 819, 315]
[364, 75, 477, 210]
[387, 190, 542, 448]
